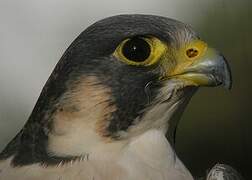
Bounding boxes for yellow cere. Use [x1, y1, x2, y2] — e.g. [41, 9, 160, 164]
[113, 37, 167, 66]
[170, 40, 208, 76]
[185, 40, 208, 60]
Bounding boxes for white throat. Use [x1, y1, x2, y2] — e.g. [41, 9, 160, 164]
[0, 129, 193, 180]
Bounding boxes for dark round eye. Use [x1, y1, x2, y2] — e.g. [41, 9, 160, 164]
[122, 37, 151, 62]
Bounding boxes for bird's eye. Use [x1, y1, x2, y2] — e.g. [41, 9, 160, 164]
[114, 36, 167, 66]
[122, 37, 151, 62]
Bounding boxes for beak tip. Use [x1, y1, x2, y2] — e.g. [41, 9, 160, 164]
[222, 55, 232, 90]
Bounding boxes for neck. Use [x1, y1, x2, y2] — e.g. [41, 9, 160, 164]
[126, 84, 197, 149]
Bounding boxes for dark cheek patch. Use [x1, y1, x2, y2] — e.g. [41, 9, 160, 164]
[96, 67, 160, 139]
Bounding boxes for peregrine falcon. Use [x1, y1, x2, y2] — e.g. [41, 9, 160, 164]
[0, 14, 239, 180]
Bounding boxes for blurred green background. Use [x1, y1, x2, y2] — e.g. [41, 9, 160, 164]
[176, 1, 252, 178]
[0, 0, 251, 179]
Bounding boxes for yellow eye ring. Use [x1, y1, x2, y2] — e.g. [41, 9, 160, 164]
[113, 36, 167, 66]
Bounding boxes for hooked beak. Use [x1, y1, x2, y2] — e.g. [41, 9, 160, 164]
[169, 40, 232, 89]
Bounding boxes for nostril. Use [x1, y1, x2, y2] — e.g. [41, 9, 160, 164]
[186, 48, 199, 58]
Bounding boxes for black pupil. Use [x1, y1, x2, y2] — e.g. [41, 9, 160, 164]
[122, 37, 151, 62]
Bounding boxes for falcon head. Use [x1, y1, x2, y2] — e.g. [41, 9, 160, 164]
[1, 14, 231, 165]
